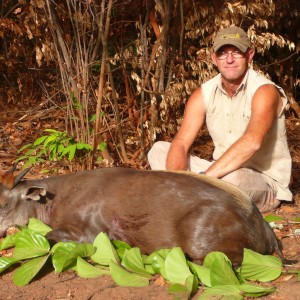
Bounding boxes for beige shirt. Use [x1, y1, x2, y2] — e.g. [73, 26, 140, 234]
[201, 68, 292, 200]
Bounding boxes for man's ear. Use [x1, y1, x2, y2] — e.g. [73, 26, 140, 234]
[247, 48, 255, 62]
[211, 52, 217, 66]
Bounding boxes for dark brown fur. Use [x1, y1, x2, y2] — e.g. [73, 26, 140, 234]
[0, 167, 288, 266]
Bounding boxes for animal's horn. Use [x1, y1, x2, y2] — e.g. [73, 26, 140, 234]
[8, 163, 18, 173]
[13, 167, 32, 187]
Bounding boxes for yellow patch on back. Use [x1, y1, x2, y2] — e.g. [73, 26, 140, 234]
[150, 169, 253, 212]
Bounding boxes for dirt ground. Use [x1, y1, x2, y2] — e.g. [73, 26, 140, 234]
[0, 110, 300, 299]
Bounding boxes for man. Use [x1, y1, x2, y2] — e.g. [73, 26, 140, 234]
[147, 25, 292, 212]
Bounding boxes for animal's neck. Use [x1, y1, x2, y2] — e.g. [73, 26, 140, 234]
[35, 202, 52, 225]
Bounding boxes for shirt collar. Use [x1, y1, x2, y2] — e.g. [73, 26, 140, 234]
[217, 69, 249, 96]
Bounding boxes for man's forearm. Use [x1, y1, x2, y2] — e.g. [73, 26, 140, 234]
[205, 136, 259, 178]
[166, 144, 188, 170]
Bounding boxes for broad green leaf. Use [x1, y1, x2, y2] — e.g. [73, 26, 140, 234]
[168, 283, 190, 300]
[264, 215, 284, 222]
[238, 283, 276, 297]
[121, 247, 152, 277]
[185, 274, 199, 295]
[210, 255, 240, 286]
[112, 240, 132, 250]
[13, 230, 50, 260]
[203, 251, 231, 269]
[145, 264, 155, 274]
[110, 260, 149, 287]
[199, 285, 243, 300]
[237, 249, 282, 282]
[13, 254, 50, 286]
[0, 234, 18, 250]
[151, 253, 167, 278]
[165, 247, 192, 285]
[52, 242, 77, 272]
[293, 217, 300, 222]
[0, 256, 19, 273]
[145, 248, 170, 265]
[76, 256, 110, 278]
[91, 232, 120, 265]
[27, 218, 53, 236]
[188, 261, 211, 287]
[52, 242, 95, 272]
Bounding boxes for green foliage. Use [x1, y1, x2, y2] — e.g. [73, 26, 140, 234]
[0, 218, 299, 297]
[16, 129, 105, 168]
[264, 215, 284, 222]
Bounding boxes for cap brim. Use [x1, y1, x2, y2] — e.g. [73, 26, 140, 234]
[213, 40, 249, 53]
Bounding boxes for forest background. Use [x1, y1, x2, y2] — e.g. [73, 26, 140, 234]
[0, 0, 299, 171]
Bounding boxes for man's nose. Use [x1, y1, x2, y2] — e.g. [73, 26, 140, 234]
[226, 52, 235, 62]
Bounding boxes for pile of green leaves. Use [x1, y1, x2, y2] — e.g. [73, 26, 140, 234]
[0, 218, 298, 299]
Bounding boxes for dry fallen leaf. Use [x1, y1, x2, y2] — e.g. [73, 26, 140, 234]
[154, 275, 166, 286]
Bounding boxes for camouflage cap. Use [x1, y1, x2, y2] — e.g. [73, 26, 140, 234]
[213, 26, 251, 53]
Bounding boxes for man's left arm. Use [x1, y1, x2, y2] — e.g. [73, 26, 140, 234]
[204, 84, 282, 178]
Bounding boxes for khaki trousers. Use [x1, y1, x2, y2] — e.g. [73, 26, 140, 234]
[148, 141, 280, 213]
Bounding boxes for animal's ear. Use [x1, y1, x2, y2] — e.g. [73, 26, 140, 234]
[25, 186, 47, 201]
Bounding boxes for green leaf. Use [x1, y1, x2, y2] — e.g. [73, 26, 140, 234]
[0, 256, 19, 274]
[91, 232, 120, 266]
[13, 254, 50, 286]
[210, 254, 240, 286]
[52, 242, 95, 272]
[293, 217, 300, 222]
[27, 218, 53, 236]
[76, 256, 110, 278]
[264, 215, 284, 222]
[168, 283, 190, 300]
[237, 249, 282, 282]
[151, 253, 167, 278]
[0, 234, 18, 250]
[44, 129, 61, 134]
[13, 230, 50, 260]
[76, 143, 93, 151]
[67, 144, 76, 161]
[112, 240, 132, 250]
[113, 240, 132, 260]
[43, 135, 57, 148]
[165, 247, 192, 285]
[203, 251, 231, 269]
[97, 141, 107, 152]
[238, 283, 276, 297]
[199, 285, 243, 300]
[188, 261, 211, 287]
[110, 260, 149, 287]
[185, 274, 199, 295]
[121, 247, 152, 277]
[33, 135, 48, 146]
[17, 143, 34, 153]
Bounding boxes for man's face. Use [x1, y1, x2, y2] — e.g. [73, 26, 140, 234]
[211, 45, 255, 84]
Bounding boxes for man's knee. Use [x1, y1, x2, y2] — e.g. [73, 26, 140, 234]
[221, 168, 279, 213]
[147, 141, 171, 170]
